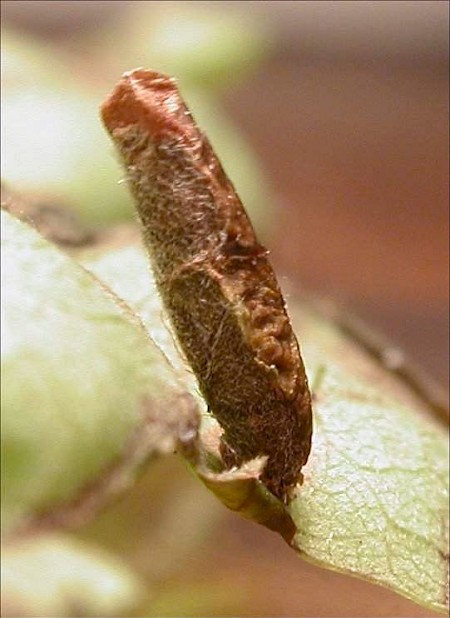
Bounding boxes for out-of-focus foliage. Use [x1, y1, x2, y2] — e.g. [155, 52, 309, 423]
[1, 32, 134, 224]
[2, 534, 144, 617]
[1, 2, 273, 234]
[94, 2, 270, 90]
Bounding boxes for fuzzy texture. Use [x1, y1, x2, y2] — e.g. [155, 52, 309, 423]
[101, 69, 312, 501]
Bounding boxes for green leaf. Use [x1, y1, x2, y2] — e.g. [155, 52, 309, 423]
[83, 238, 449, 613]
[80, 242, 197, 392]
[288, 305, 449, 613]
[1, 533, 144, 617]
[1, 212, 198, 534]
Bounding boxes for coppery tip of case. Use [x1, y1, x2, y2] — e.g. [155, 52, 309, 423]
[100, 68, 197, 144]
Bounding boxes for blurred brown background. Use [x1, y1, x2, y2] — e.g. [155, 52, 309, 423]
[221, 0, 449, 390]
[2, 1, 448, 616]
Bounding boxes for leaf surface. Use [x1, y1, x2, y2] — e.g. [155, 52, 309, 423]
[1, 212, 198, 534]
[289, 305, 449, 613]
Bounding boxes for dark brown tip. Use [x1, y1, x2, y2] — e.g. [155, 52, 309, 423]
[100, 68, 198, 144]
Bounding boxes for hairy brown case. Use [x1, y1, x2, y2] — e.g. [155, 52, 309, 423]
[101, 69, 312, 502]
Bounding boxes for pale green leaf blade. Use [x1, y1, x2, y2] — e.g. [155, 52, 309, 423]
[80, 241, 203, 403]
[288, 305, 449, 613]
[1, 212, 198, 534]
